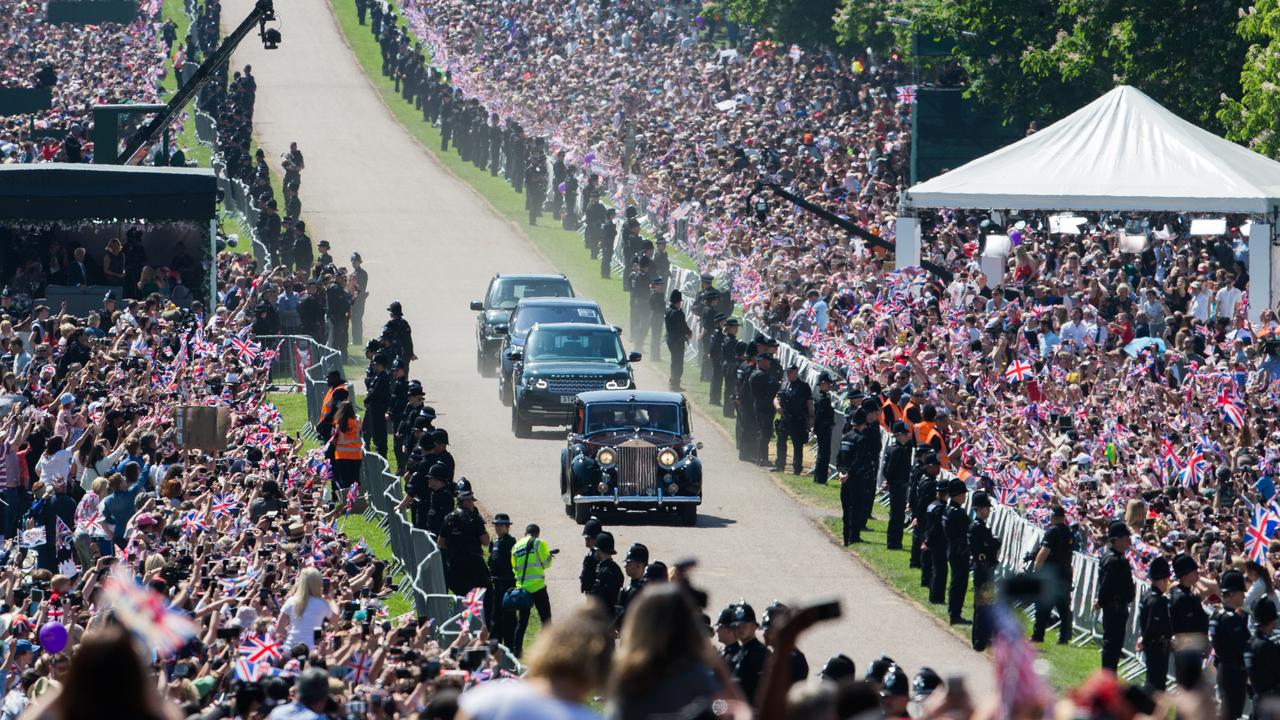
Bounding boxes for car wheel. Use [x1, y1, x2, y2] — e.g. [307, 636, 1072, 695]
[678, 504, 697, 526]
[511, 403, 532, 438]
[573, 502, 592, 525]
[499, 376, 513, 407]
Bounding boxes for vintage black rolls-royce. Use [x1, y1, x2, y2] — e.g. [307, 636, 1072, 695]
[560, 391, 703, 526]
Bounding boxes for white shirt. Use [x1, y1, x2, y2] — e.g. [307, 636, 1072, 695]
[1216, 286, 1243, 319]
[36, 449, 73, 489]
[1059, 320, 1088, 350]
[459, 681, 600, 720]
[279, 596, 333, 650]
[1189, 290, 1212, 322]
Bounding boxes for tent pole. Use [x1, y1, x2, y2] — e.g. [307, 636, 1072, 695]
[209, 218, 218, 311]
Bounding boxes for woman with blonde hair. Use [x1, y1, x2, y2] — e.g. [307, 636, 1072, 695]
[102, 238, 126, 286]
[459, 602, 613, 720]
[274, 566, 335, 650]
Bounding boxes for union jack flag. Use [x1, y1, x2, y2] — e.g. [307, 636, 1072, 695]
[993, 484, 1021, 506]
[228, 336, 260, 363]
[102, 568, 198, 654]
[180, 510, 207, 535]
[56, 517, 73, 550]
[348, 651, 373, 684]
[895, 84, 918, 105]
[1180, 449, 1209, 488]
[1003, 359, 1034, 384]
[1217, 390, 1247, 429]
[238, 634, 282, 663]
[211, 495, 238, 518]
[460, 587, 485, 623]
[1246, 506, 1277, 562]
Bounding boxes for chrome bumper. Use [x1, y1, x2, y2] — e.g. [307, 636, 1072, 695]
[573, 494, 701, 505]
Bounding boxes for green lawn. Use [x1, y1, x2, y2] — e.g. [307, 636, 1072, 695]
[159, 0, 212, 168]
[326, 0, 1106, 683]
[268, 391, 411, 617]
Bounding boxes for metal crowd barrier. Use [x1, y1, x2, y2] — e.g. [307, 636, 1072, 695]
[257, 334, 454, 627]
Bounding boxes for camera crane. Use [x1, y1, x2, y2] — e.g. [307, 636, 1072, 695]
[117, 0, 281, 165]
[751, 180, 952, 283]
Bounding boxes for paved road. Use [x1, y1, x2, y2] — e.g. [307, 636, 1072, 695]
[222, 0, 992, 689]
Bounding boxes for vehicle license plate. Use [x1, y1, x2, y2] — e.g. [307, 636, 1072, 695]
[559, 395, 576, 404]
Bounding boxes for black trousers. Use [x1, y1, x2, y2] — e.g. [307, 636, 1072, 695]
[920, 544, 933, 586]
[513, 587, 552, 658]
[699, 339, 712, 381]
[840, 479, 860, 544]
[1100, 604, 1128, 670]
[1032, 583, 1072, 643]
[649, 315, 662, 361]
[736, 412, 754, 460]
[722, 372, 736, 417]
[886, 481, 907, 548]
[668, 342, 685, 389]
[488, 576, 517, 650]
[911, 519, 924, 569]
[854, 480, 874, 532]
[445, 552, 490, 597]
[971, 566, 994, 650]
[362, 405, 387, 456]
[928, 543, 948, 603]
[754, 414, 774, 462]
[948, 558, 968, 619]
[600, 248, 612, 278]
[709, 363, 723, 405]
[774, 423, 806, 474]
[629, 299, 648, 346]
[813, 425, 832, 483]
[1143, 643, 1169, 692]
[1218, 663, 1246, 720]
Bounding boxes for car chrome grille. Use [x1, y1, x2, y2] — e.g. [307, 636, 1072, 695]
[546, 375, 608, 394]
[616, 440, 657, 496]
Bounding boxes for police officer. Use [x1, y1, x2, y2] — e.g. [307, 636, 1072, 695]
[387, 360, 409, 436]
[616, 543, 648, 625]
[773, 365, 813, 475]
[1031, 506, 1074, 644]
[881, 666, 911, 719]
[1212, 569, 1250, 719]
[1248, 597, 1280, 710]
[943, 480, 971, 625]
[836, 408, 875, 545]
[749, 354, 781, 464]
[400, 462, 453, 534]
[818, 654, 856, 683]
[381, 301, 415, 374]
[600, 208, 617, 278]
[922, 478, 950, 604]
[487, 513, 517, 649]
[1169, 554, 1209, 638]
[664, 290, 693, 391]
[362, 354, 391, 456]
[734, 344, 757, 456]
[394, 384, 430, 469]
[909, 451, 941, 572]
[968, 492, 999, 650]
[588, 531, 624, 611]
[760, 602, 808, 685]
[647, 277, 665, 361]
[438, 490, 490, 596]
[881, 420, 914, 548]
[707, 314, 727, 405]
[579, 517, 604, 593]
[691, 275, 717, 378]
[810, 373, 836, 484]
[584, 195, 606, 258]
[716, 605, 741, 667]
[719, 320, 741, 412]
[1137, 556, 1173, 692]
[1095, 520, 1135, 671]
[627, 254, 652, 344]
[728, 602, 770, 703]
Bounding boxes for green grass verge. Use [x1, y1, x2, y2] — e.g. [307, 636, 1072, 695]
[326, 0, 1106, 679]
[159, 0, 212, 169]
[267, 391, 411, 617]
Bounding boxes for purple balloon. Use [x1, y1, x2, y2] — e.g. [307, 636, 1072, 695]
[583, 151, 596, 167]
[557, 182, 567, 193]
[38, 622, 67, 654]
[1009, 229, 1022, 246]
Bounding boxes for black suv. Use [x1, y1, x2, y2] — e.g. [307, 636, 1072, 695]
[509, 323, 639, 437]
[470, 273, 573, 376]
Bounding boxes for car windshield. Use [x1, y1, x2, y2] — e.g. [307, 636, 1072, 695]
[512, 305, 602, 336]
[487, 278, 573, 309]
[525, 327, 624, 364]
[585, 402, 681, 434]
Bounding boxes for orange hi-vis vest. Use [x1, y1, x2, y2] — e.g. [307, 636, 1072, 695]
[334, 418, 363, 460]
[915, 421, 949, 468]
[321, 383, 348, 418]
[881, 399, 902, 430]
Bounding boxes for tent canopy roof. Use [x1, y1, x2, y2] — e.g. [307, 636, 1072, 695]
[904, 86, 1280, 214]
[0, 164, 216, 221]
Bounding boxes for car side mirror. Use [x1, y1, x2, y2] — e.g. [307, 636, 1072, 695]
[628, 352, 642, 363]
[470, 300, 484, 311]
[507, 350, 523, 362]
[493, 324, 508, 335]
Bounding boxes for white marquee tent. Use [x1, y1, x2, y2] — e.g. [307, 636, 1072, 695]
[894, 85, 1280, 319]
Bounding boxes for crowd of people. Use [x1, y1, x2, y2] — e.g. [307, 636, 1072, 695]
[0, 0, 172, 164]
[343, 0, 1280, 713]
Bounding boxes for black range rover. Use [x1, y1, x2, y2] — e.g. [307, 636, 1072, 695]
[509, 323, 639, 437]
[470, 273, 573, 376]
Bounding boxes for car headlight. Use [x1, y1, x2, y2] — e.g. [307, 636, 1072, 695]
[532, 378, 548, 389]
[596, 448, 617, 467]
[604, 379, 628, 390]
[657, 448, 679, 469]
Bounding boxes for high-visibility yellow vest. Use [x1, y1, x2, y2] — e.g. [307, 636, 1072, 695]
[334, 419, 363, 460]
[512, 536, 552, 593]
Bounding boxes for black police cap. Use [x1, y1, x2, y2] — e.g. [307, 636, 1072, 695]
[1172, 553, 1199, 578]
[819, 654, 855, 681]
[1147, 556, 1171, 581]
[1221, 569, 1247, 593]
[582, 517, 603, 538]
[865, 655, 896, 683]
[971, 491, 993, 509]
[1257, 597, 1279, 625]
[624, 543, 649, 565]
[911, 667, 944, 701]
[1107, 520, 1131, 540]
